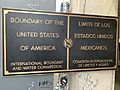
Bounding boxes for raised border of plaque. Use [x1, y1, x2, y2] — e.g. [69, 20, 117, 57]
[2, 8, 118, 76]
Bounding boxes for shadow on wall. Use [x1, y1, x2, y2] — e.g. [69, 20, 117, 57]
[115, 66, 120, 90]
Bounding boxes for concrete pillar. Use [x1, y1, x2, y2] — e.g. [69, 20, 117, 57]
[55, 0, 118, 90]
[68, 0, 118, 90]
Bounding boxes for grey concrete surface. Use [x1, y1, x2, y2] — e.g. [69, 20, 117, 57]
[0, 0, 56, 90]
[0, 0, 56, 11]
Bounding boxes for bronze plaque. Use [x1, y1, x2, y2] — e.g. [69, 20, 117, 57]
[2, 8, 118, 76]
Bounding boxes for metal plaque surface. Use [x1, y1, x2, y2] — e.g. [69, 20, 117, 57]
[2, 8, 118, 76]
